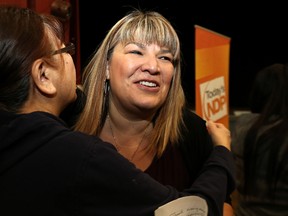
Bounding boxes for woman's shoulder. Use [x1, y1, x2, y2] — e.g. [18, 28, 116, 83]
[234, 113, 259, 124]
[230, 113, 259, 135]
[181, 106, 207, 132]
[178, 106, 213, 176]
[179, 106, 212, 149]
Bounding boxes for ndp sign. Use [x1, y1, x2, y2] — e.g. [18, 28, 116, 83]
[199, 76, 227, 121]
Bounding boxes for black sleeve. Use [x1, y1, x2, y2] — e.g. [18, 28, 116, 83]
[178, 107, 235, 206]
[187, 146, 236, 215]
[178, 107, 214, 182]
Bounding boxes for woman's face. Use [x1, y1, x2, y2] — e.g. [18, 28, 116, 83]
[107, 41, 174, 117]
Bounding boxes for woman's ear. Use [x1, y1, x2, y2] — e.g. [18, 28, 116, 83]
[31, 59, 57, 95]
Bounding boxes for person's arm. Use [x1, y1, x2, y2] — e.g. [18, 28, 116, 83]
[205, 120, 236, 215]
[184, 145, 235, 216]
[81, 129, 235, 216]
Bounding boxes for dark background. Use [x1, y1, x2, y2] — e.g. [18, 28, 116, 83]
[78, 1, 288, 111]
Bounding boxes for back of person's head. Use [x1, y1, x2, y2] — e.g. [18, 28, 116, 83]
[249, 63, 288, 116]
[243, 63, 288, 197]
[0, 5, 64, 112]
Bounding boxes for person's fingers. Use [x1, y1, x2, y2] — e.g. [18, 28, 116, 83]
[206, 120, 231, 150]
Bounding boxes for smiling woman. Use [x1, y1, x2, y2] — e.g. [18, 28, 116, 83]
[75, 10, 183, 161]
[73, 9, 235, 216]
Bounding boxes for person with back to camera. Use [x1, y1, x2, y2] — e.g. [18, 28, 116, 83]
[0, 5, 235, 216]
[73, 9, 235, 215]
[231, 63, 288, 215]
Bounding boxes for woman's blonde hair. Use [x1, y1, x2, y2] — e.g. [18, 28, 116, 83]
[75, 9, 186, 157]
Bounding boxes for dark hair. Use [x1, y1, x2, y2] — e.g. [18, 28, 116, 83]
[0, 6, 64, 112]
[243, 63, 288, 197]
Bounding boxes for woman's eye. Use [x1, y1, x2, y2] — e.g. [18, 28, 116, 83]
[130, 50, 142, 55]
[160, 56, 173, 62]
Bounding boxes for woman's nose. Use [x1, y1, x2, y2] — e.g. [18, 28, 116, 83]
[140, 56, 159, 74]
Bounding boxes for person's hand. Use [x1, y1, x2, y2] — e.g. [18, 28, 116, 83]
[206, 120, 231, 151]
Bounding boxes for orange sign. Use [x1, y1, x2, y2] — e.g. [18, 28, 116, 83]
[195, 25, 231, 127]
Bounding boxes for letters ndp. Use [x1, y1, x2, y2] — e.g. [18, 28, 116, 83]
[194, 25, 230, 128]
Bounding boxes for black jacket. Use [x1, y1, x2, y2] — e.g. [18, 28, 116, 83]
[0, 111, 235, 216]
